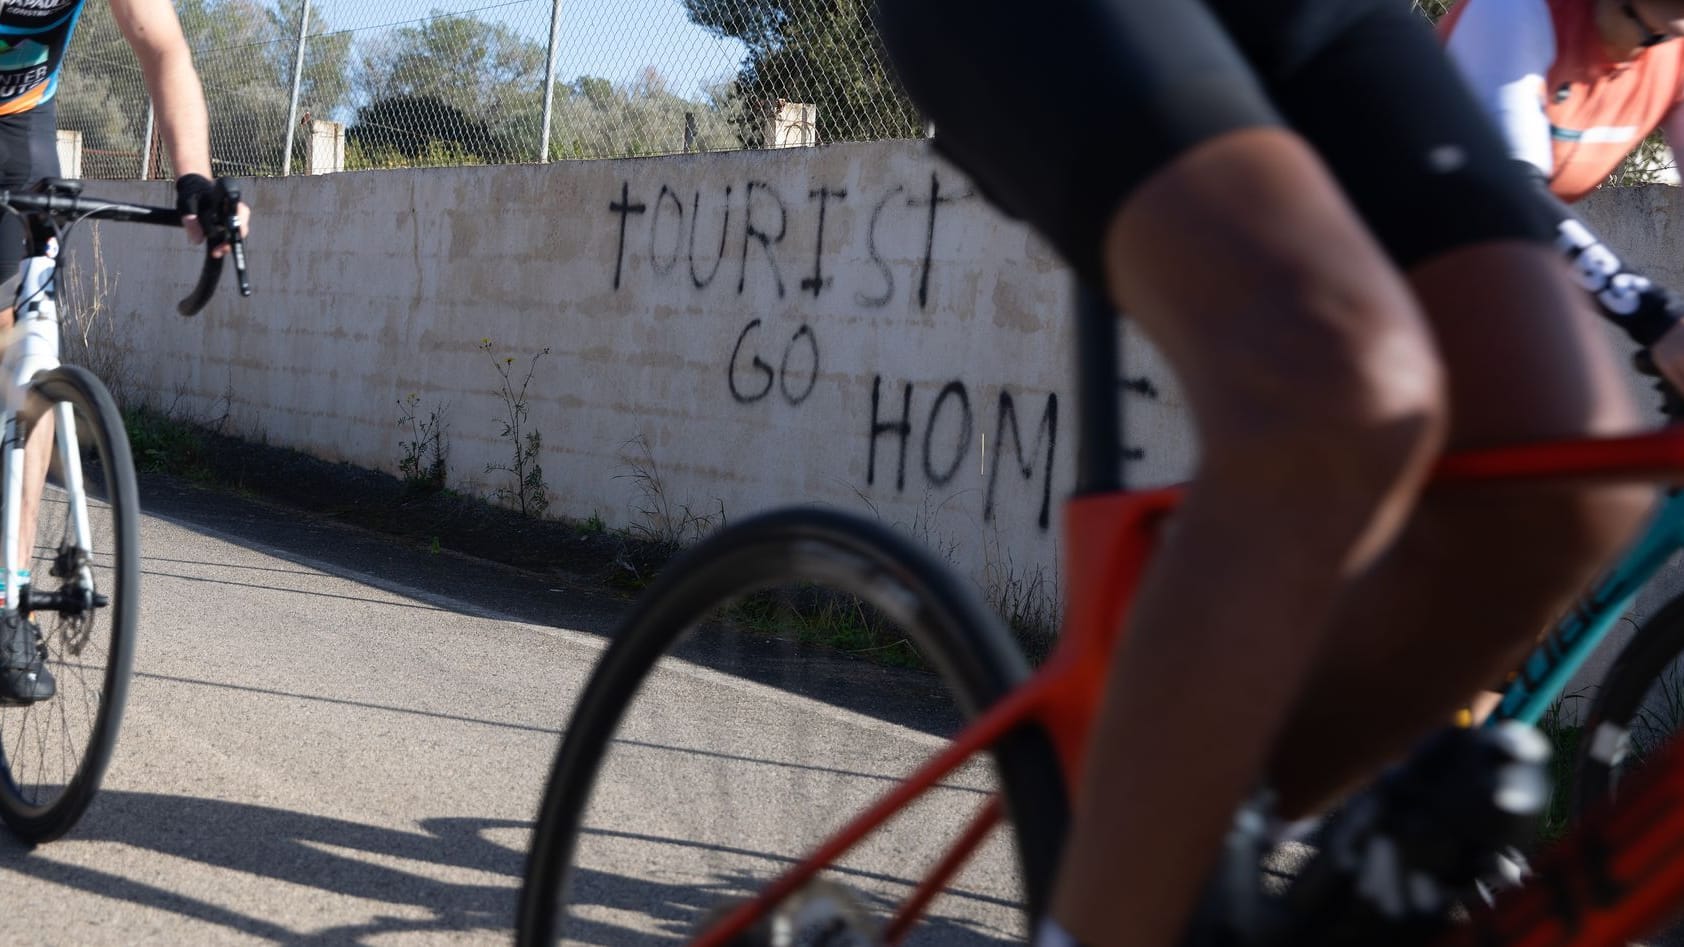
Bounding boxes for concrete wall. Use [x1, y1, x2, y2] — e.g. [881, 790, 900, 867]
[68, 142, 1192, 605]
[66, 145, 1684, 704]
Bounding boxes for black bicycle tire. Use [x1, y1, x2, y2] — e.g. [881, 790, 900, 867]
[1570, 591, 1684, 817]
[0, 364, 138, 843]
[516, 507, 1070, 945]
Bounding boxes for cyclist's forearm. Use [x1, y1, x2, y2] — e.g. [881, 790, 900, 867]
[141, 51, 212, 180]
[1526, 164, 1683, 345]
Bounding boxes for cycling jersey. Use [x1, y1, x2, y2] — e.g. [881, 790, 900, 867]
[0, 0, 88, 117]
[1441, 0, 1684, 201]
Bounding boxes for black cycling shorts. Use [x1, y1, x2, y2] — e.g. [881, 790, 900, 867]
[875, 0, 1552, 284]
[0, 101, 60, 283]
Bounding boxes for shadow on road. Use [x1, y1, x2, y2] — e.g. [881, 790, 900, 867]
[142, 475, 977, 741]
[0, 791, 1017, 945]
[0, 789, 523, 942]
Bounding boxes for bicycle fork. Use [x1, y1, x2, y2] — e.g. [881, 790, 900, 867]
[0, 249, 92, 618]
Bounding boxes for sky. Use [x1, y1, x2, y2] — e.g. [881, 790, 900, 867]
[304, 0, 750, 100]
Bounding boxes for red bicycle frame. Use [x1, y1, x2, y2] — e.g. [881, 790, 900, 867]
[692, 422, 1684, 946]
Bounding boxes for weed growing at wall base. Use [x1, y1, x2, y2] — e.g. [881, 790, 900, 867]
[617, 433, 725, 551]
[60, 226, 135, 409]
[396, 393, 450, 492]
[480, 339, 551, 517]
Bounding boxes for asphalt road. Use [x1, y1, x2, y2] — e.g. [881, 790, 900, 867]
[7, 475, 1676, 947]
[0, 476, 1027, 945]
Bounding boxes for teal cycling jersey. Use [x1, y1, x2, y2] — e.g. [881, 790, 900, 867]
[0, 0, 88, 116]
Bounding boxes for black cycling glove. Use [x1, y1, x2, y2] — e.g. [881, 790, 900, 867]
[174, 173, 217, 219]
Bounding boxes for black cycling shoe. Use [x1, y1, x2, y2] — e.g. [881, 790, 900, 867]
[1272, 722, 1551, 946]
[0, 612, 55, 704]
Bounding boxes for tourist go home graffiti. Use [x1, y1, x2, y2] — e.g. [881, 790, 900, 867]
[606, 172, 1061, 531]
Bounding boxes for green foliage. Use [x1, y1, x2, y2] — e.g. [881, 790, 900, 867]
[123, 405, 214, 481]
[349, 94, 498, 163]
[1409, 0, 1454, 20]
[346, 137, 484, 170]
[730, 587, 923, 668]
[682, 0, 922, 145]
[351, 12, 547, 163]
[58, 0, 351, 177]
[1607, 129, 1678, 187]
[547, 70, 741, 158]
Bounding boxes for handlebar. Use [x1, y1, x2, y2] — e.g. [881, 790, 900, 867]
[0, 177, 251, 316]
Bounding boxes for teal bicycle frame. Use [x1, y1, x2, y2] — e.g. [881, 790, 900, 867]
[1489, 488, 1684, 725]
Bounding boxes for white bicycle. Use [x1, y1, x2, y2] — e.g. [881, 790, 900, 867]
[0, 176, 247, 843]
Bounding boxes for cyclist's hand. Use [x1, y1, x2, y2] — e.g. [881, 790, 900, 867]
[175, 173, 250, 259]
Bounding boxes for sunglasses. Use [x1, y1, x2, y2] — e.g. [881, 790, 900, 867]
[1624, 1, 1671, 47]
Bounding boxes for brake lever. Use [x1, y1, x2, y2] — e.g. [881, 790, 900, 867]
[175, 179, 251, 315]
[222, 184, 250, 298]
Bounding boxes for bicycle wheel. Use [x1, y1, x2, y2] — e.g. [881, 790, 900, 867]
[1570, 592, 1684, 817]
[0, 364, 138, 843]
[518, 508, 1069, 946]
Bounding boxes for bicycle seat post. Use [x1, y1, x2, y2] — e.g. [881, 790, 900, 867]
[1074, 280, 1125, 494]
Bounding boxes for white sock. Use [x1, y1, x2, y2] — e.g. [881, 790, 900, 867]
[1035, 918, 1083, 947]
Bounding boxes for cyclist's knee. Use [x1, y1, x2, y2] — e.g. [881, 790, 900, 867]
[1195, 284, 1449, 515]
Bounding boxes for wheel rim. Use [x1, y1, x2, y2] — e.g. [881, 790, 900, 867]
[525, 516, 1058, 946]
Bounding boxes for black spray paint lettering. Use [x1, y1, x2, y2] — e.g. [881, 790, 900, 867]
[649, 185, 684, 276]
[689, 186, 732, 289]
[800, 186, 847, 299]
[780, 325, 819, 404]
[985, 391, 1058, 530]
[738, 181, 788, 298]
[869, 378, 1060, 531]
[609, 181, 647, 290]
[728, 319, 820, 405]
[855, 185, 903, 308]
[867, 377, 914, 492]
[1120, 376, 1157, 468]
[922, 382, 972, 487]
[906, 173, 956, 310]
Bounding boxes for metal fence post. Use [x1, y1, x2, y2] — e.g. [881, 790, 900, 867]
[137, 101, 155, 180]
[280, 0, 313, 176]
[540, 0, 564, 162]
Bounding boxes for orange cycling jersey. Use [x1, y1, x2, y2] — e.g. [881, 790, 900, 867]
[1441, 0, 1684, 201]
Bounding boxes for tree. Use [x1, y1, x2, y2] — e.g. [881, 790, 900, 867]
[352, 12, 547, 163]
[56, 0, 352, 178]
[347, 94, 492, 165]
[681, 0, 922, 146]
[545, 70, 739, 159]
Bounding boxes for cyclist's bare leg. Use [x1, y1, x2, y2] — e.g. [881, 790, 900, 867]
[1267, 247, 1648, 815]
[0, 305, 52, 597]
[18, 408, 51, 583]
[1053, 126, 1448, 947]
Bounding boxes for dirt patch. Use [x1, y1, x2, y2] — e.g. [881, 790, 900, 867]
[128, 407, 674, 591]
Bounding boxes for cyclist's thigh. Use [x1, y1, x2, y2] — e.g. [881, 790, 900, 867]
[873, 0, 1282, 286]
[1252, 2, 1636, 442]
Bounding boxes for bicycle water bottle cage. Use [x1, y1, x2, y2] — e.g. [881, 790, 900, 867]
[29, 178, 81, 198]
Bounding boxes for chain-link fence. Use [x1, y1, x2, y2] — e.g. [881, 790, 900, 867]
[47, 0, 1681, 182]
[54, 0, 923, 178]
